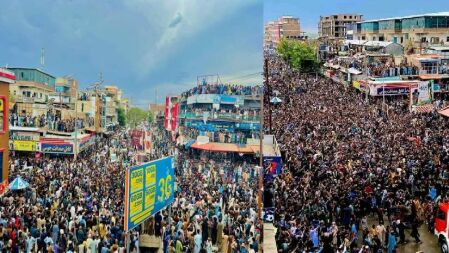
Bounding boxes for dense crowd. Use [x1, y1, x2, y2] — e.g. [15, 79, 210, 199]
[267, 55, 449, 252]
[9, 111, 94, 132]
[1, 118, 262, 252]
[181, 82, 262, 99]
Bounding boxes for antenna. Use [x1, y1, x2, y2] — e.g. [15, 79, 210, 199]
[40, 48, 45, 70]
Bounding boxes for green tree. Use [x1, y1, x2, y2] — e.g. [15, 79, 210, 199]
[277, 38, 318, 72]
[126, 107, 148, 128]
[117, 107, 127, 127]
[147, 111, 154, 125]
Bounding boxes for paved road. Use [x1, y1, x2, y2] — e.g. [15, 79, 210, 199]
[366, 217, 439, 253]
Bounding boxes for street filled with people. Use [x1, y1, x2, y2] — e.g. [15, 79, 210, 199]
[1, 118, 262, 252]
[267, 54, 449, 252]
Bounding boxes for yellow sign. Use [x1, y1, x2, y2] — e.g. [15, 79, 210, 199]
[129, 191, 143, 217]
[353, 81, 360, 89]
[145, 165, 156, 186]
[144, 185, 156, 209]
[13, 140, 37, 151]
[130, 168, 144, 193]
[0, 99, 3, 111]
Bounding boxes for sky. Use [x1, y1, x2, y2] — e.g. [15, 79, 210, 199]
[0, 0, 263, 108]
[264, 0, 449, 36]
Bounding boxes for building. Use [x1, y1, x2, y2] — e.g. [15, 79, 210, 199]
[356, 12, 449, 50]
[0, 68, 15, 195]
[264, 16, 301, 48]
[8, 68, 56, 118]
[148, 103, 165, 119]
[319, 14, 363, 39]
[48, 76, 78, 107]
[103, 85, 124, 128]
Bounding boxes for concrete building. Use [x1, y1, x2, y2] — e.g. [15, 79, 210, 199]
[0, 68, 15, 195]
[319, 14, 363, 39]
[264, 16, 301, 48]
[148, 103, 165, 120]
[49, 77, 78, 107]
[356, 12, 449, 50]
[8, 68, 55, 117]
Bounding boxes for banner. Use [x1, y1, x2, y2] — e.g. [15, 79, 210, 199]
[263, 156, 282, 182]
[171, 103, 179, 132]
[144, 131, 152, 154]
[41, 143, 74, 154]
[124, 156, 175, 231]
[417, 81, 432, 104]
[78, 134, 96, 152]
[130, 130, 144, 150]
[164, 97, 170, 130]
[12, 140, 38, 151]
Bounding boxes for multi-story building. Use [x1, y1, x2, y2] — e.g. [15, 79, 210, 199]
[148, 103, 165, 119]
[178, 84, 262, 145]
[49, 76, 78, 107]
[8, 68, 55, 117]
[264, 16, 301, 48]
[319, 14, 363, 39]
[0, 68, 15, 195]
[356, 12, 449, 49]
[103, 85, 123, 127]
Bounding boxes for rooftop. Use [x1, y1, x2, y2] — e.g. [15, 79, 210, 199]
[8, 67, 56, 78]
[362, 12, 449, 23]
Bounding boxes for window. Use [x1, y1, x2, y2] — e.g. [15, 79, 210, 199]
[350, 16, 352, 19]
[401, 37, 404, 43]
[431, 37, 440, 44]
[344, 16, 347, 19]
[421, 37, 427, 43]
[447, 36, 449, 42]
[81, 103, 84, 112]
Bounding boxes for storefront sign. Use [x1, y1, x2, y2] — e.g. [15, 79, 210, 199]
[124, 156, 175, 231]
[12, 140, 38, 151]
[377, 86, 410, 96]
[41, 143, 73, 154]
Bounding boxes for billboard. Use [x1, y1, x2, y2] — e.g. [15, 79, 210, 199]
[124, 156, 175, 231]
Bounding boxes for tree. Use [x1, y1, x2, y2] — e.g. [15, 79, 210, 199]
[117, 107, 126, 127]
[147, 111, 154, 125]
[277, 38, 318, 72]
[126, 107, 148, 128]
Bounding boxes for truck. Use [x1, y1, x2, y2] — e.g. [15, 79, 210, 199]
[435, 202, 449, 252]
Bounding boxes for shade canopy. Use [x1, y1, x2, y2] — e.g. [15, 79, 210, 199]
[270, 97, 282, 104]
[8, 176, 29, 190]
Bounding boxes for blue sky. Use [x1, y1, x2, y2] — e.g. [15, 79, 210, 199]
[0, 0, 263, 107]
[264, 0, 449, 35]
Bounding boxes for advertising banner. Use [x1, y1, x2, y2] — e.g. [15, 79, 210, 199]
[12, 140, 38, 151]
[376, 86, 410, 96]
[130, 130, 144, 150]
[171, 103, 179, 132]
[263, 156, 282, 182]
[79, 134, 96, 152]
[417, 81, 432, 104]
[164, 97, 170, 130]
[41, 143, 74, 154]
[124, 156, 175, 231]
[144, 131, 152, 154]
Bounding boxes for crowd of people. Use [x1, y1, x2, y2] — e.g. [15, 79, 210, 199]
[1, 113, 263, 253]
[9, 111, 94, 132]
[181, 82, 262, 99]
[267, 54, 449, 252]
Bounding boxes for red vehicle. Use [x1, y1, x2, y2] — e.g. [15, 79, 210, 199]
[435, 202, 449, 252]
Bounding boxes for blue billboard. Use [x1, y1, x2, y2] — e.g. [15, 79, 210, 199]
[41, 143, 74, 154]
[124, 156, 175, 231]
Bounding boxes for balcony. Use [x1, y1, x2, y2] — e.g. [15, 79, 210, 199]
[179, 112, 260, 122]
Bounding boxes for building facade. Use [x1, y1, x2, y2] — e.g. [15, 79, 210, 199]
[319, 14, 363, 39]
[264, 16, 301, 48]
[49, 76, 78, 107]
[356, 12, 449, 50]
[9, 68, 55, 118]
[0, 68, 15, 195]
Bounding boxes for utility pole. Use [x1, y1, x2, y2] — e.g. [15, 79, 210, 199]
[258, 84, 264, 248]
[265, 58, 272, 133]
